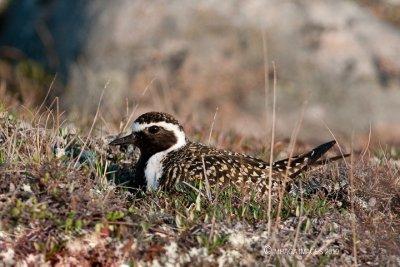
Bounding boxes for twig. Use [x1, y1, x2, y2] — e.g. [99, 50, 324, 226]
[321, 120, 349, 167]
[181, 181, 207, 199]
[267, 61, 276, 235]
[121, 78, 155, 133]
[349, 132, 358, 266]
[208, 107, 219, 145]
[201, 155, 213, 202]
[33, 74, 57, 121]
[361, 123, 372, 161]
[275, 99, 307, 225]
[291, 181, 304, 254]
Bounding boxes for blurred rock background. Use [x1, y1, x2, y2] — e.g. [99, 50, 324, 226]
[0, 0, 400, 145]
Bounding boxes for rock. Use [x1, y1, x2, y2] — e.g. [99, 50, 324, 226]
[0, 0, 400, 141]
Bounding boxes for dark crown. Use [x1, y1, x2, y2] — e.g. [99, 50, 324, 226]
[134, 112, 184, 131]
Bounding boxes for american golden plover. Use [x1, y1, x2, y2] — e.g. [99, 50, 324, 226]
[110, 112, 343, 196]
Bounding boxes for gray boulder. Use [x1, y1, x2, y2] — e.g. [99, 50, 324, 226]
[1, 0, 400, 143]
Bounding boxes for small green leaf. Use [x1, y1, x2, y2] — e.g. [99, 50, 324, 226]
[106, 210, 125, 221]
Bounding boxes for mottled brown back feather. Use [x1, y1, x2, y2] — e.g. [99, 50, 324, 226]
[159, 140, 338, 197]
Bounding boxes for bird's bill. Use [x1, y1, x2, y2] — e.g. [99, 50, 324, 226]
[109, 133, 135, 146]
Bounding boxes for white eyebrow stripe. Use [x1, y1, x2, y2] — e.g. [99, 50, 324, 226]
[132, 121, 181, 133]
[132, 121, 186, 139]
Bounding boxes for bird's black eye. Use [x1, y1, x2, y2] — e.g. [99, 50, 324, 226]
[148, 126, 160, 134]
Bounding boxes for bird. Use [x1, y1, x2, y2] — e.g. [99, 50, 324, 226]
[110, 111, 346, 197]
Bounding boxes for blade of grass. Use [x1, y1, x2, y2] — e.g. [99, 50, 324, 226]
[208, 107, 219, 145]
[267, 61, 276, 235]
[321, 119, 349, 167]
[291, 180, 304, 255]
[201, 155, 213, 203]
[33, 74, 57, 121]
[361, 123, 372, 161]
[121, 78, 155, 133]
[72, 81, 108, 169]
[349, 131, 358, 266]
[275, 99, 307, 226]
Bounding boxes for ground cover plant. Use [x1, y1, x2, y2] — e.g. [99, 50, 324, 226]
[0, 103, 399, 266]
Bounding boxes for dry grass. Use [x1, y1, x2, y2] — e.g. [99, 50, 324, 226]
[0, 103, 399, 266]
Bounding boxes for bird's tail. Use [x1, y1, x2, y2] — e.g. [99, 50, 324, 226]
[272, 140, 348, 178]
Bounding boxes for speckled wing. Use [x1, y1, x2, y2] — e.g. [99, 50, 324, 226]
[160, 140, 337, 193]
[160, 142, 275, 192]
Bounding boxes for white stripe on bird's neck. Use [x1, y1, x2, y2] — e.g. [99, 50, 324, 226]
[132, 121, 187, 191]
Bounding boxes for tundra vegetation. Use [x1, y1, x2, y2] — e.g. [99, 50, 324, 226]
[0, 100, 399, 266]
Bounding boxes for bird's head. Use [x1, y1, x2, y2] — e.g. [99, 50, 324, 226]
[110, 112, 187, 156]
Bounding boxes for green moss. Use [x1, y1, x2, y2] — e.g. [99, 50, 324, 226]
[106, 210, 125, 221]
[0, 149, 5, 164]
